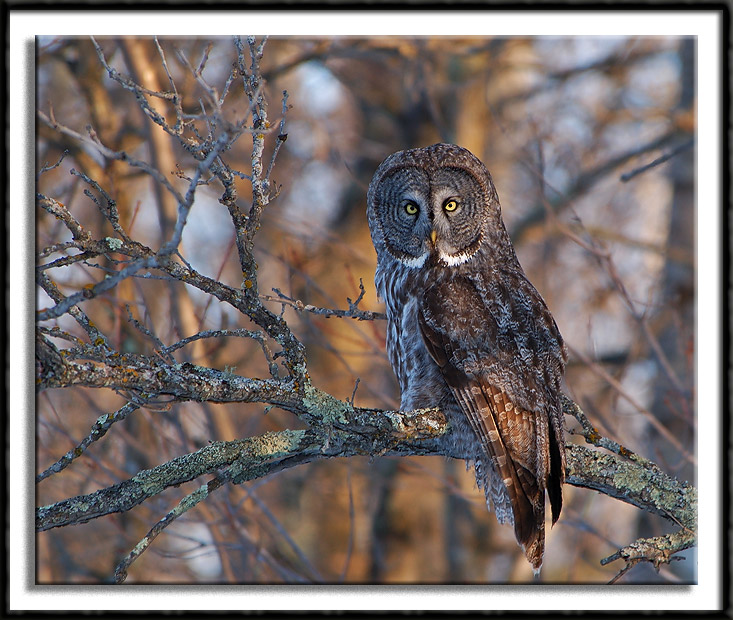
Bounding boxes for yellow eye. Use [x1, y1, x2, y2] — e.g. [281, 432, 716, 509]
[444, 200, 458, 212]
[404, 202, 419, 215]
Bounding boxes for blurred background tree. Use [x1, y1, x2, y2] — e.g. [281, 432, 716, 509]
[36, 35, 695, 584]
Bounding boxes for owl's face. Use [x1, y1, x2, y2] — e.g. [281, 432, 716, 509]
[367, 144, 499, 269]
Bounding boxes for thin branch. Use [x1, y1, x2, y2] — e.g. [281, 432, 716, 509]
[510, 130, 682, 242]
[161, 328, 280, 379]
[38, 241, 79, 260]
[563, 394, 647, 464]
[125, 304, 173, 363]
[115, 472, 230, 583]
[264, 90, 289, 183]
[70, 168, 131, 242]
[36, 400, 143, 483]
[620, 138, 695, 182]
[37, 149, 69, 177]
[36, 271, 110, 349]
[175, 43, 221, 113]
[263, 283, 387, 322]
[153, 36, 184, 135]
[36, 250, 101, 272]
[37, 325, 85, 347]
[160, 131, 230, 255]
[249, 491, 325, 583]
[91, 36, 182, 137]
[37, 254, 162, 322]
[37, 193, 91, 244]
[37, 109, 186, 206]
[568, 345, 695, 467]
[602, 534, 688, 584]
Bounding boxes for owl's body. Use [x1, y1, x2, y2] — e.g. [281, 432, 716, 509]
[367, 144, 566, 573]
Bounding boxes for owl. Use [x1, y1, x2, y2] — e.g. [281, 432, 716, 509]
[366, 143, 567, 574]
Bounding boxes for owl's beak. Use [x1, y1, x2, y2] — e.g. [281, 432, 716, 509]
[430, 230, 437, 246]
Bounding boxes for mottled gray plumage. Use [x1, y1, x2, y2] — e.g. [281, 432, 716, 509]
[366, 143, 567, 573]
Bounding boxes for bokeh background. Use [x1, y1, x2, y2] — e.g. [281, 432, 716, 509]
[36, 36, 695, 584]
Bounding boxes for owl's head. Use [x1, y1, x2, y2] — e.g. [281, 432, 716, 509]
[366, 143, 502, 269]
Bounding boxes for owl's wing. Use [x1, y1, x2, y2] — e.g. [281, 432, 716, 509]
[417, 273, 564, 572]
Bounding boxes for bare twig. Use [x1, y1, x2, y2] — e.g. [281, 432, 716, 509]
[563, 394, 646, 463]
[70, 168, 131, 242]
[510, 130, 682, 242]
[162, 328, 280, 379]
[37, 193, 90, 243]
[264, 283, 387, 322]
[265, 90, 289, 183]
[125, 304, 172, 362]
[91, 36, 182, 136]
[36, 271, 110, 349]
[160, 131, 230, 255]
[621, 138, 695, 182]
[37, 254, 162, 322]
[36, 250, 100, 273]
[601, 534, 689, 584]
[36, 400, 143, 483]
[175, 43, 222, 113]
[37, 109, 186, 206]
[37, 149, 69, 177]
[568, 345, 695, 466]
[249, 491, 325, 583]
[38, 241, 79, 260]
[37, 325, 85, 347]
[153, 36, 184, 135]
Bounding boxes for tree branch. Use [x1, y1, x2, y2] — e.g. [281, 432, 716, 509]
[35, 338, 695, 581]
[36, 407, 449, 534]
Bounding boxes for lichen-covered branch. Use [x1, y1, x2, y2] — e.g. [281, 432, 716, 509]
[35, 340, 695, 577]
[36, 410, 448, 534]
[564, 405, 696, 581]
[565, 444, 696, 527]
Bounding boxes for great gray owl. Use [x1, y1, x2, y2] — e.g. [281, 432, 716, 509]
[366, 143, 567, 574]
